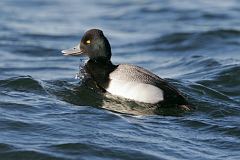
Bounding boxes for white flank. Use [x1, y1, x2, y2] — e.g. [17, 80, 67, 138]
[105, 80, 164, 104]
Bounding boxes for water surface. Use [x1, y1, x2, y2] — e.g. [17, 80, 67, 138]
[0, 0, 240, 159]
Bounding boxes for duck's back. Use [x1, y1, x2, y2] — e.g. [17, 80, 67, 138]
[106, 64, 188, 105]
[109, 64, 163, 85]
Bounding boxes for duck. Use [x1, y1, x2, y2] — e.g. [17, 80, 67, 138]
[62, 29, 189, 109]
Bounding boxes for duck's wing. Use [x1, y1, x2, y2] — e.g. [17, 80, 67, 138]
[109, 64, 188, 105]
[109, 64, 164, 85]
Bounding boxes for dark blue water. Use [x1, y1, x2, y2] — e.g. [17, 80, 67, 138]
[0, 0, 240, 159]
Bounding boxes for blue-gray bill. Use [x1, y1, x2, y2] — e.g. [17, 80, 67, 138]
[61, 44, 83, 56]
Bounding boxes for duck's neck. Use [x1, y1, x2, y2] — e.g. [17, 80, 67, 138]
[90, 57, 112, 65]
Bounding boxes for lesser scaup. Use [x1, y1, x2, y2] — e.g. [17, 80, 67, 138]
[62, 29, 189, 109]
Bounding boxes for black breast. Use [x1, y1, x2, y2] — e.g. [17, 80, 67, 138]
[84, 59, 116, 88]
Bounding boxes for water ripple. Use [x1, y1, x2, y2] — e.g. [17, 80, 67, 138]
[0, 76, 46, 94]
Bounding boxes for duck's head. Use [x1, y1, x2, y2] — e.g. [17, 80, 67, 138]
[62, 29, 111, 61]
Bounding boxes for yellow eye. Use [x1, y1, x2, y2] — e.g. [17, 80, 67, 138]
[86, 40, 91, 44]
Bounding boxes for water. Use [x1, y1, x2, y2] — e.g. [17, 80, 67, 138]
[0, 0, 240, 159]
